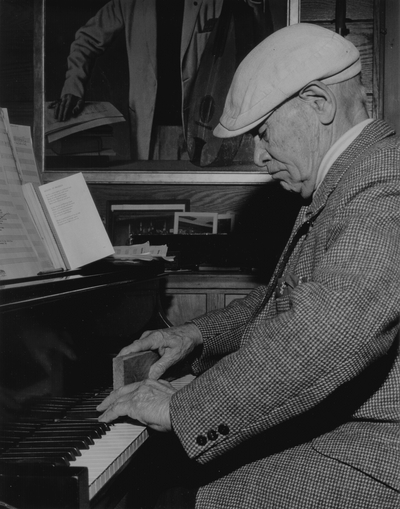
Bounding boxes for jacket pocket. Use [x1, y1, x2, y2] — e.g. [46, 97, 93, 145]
[312, 422, 400, 492]
[274, 272, 306, 314]
[275, 295, 292, 313]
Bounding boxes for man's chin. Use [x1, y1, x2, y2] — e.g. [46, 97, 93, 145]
[279, 181, 307, 197]
[279, 181, 294, 192]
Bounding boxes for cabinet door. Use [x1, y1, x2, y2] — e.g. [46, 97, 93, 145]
[225, 294, 247, 307]
[162, 293, 207, 326]
[161, 273, 259, 325]
[162, 292, 251, 325]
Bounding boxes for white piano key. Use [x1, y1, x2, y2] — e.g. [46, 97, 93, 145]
[171, 374, 195, 389]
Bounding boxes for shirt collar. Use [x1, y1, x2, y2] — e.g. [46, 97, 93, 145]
[315, 118, 374, 190]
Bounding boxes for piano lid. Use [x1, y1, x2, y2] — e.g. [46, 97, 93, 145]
[0, 258, 166, 312]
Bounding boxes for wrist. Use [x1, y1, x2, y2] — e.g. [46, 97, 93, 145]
[184, 321, 203, 347]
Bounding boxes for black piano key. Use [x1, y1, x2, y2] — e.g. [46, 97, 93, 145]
[1, 423, 40, 431]
[38, 397, 81, 403]
[33, 431, 96, 443]
[42, 422, 109, 433]
[0, 439, 18, 452]
[20, 438, 91, 450]
[28, 410, 68, 419]
[12, 443, 82, 456]
[61, 418, 110, 427]
[0, 430, 33, 439]
[0, 456, 70, 466]
[65, 410, 102, 419]
[42, 425, 107, 438]
[0, 433, 31, 443]
[13, 417, 55, 425]
[32, 402, 73, 408]
[2, 449, 76, 461]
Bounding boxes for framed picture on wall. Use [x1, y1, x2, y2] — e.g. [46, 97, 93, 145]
[33, 0, 296, 172]
[173, 212, 218, 235]
[107, 200, 190, 245]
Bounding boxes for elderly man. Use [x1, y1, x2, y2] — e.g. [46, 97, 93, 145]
[97, 23, 400, 508]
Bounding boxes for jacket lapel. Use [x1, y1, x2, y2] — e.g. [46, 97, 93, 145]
[143, 0, 157, 75]
[181, 0, 202, 61]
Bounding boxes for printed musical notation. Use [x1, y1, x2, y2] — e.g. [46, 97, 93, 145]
[0, 109, 53, 279]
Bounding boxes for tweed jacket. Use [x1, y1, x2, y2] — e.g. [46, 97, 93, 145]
[61, 0, 223, 159]
[170, 120, 400, 508]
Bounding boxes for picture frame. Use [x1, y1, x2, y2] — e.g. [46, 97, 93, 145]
[32, 0, 297, 172]
[173, 212, 218, 235]
[107, 200, 190, 245]
[217, 212, 236, 234]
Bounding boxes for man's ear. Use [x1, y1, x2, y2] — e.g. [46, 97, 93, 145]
[298, 80, 336, 125]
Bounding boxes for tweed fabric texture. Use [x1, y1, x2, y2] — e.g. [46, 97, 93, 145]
[170, 120, 400, 508]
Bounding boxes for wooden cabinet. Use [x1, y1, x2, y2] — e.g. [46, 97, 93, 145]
[161, 271, 261, 325]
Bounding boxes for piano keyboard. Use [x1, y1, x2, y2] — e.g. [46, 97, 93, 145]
[0, 374, 195, 501]
[74, 422, 148, 499]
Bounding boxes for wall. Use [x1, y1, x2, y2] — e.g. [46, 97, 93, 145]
[301, 0, 377, 116]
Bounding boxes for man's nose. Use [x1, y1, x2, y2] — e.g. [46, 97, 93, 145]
[253, 137, 272, 167]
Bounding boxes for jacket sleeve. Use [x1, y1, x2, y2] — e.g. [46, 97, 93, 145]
[190, 283, 271, 374]
[170, 157, 400, 464]
[61, 0, 125, 98]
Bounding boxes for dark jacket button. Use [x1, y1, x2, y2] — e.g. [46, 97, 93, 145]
[207, 429, 218, 441]
[196, 434, 207, 446]
[218, 424, 230, 436]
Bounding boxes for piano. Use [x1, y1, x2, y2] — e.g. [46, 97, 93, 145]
[0, 260, 191, 509]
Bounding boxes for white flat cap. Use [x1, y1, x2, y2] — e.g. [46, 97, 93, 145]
[214, 23, 361, 138]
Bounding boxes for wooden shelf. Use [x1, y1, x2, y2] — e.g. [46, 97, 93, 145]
[42, 166, 272, 186]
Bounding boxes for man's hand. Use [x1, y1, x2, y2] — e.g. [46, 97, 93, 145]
[97, 378, 176, 432]
[49, 94, 85, 121]
[118, 323, 203, 380]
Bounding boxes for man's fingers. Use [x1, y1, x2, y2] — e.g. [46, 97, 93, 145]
[51, 95, 83, 121]
[98, 400, 132, 423]
[56, 100, 68, 122]
[53, 101, 61, 119]
[118, 331, 164, 357]
[72, 99, 84, 117]
[148, 356, 175, 379]
[61, 96, 74, 121]
[97, 379, 175, 427]
[97, 383, 139, 411]
[97, 378, 173, 411]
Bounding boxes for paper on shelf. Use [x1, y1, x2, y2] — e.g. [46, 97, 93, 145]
[112, 242, 173, 261]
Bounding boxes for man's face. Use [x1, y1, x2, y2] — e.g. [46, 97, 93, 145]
[253, 98, 322, 199]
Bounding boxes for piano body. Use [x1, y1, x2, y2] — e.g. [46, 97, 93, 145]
[0, 260, 184, 509]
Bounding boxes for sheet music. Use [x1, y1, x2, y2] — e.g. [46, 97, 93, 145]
[37, 173, 114, 269]
[0, 165, 43, 279]
[0, 109, 53, 277]
[10, 124, 41, 185]
[45, 101, 125, 143]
